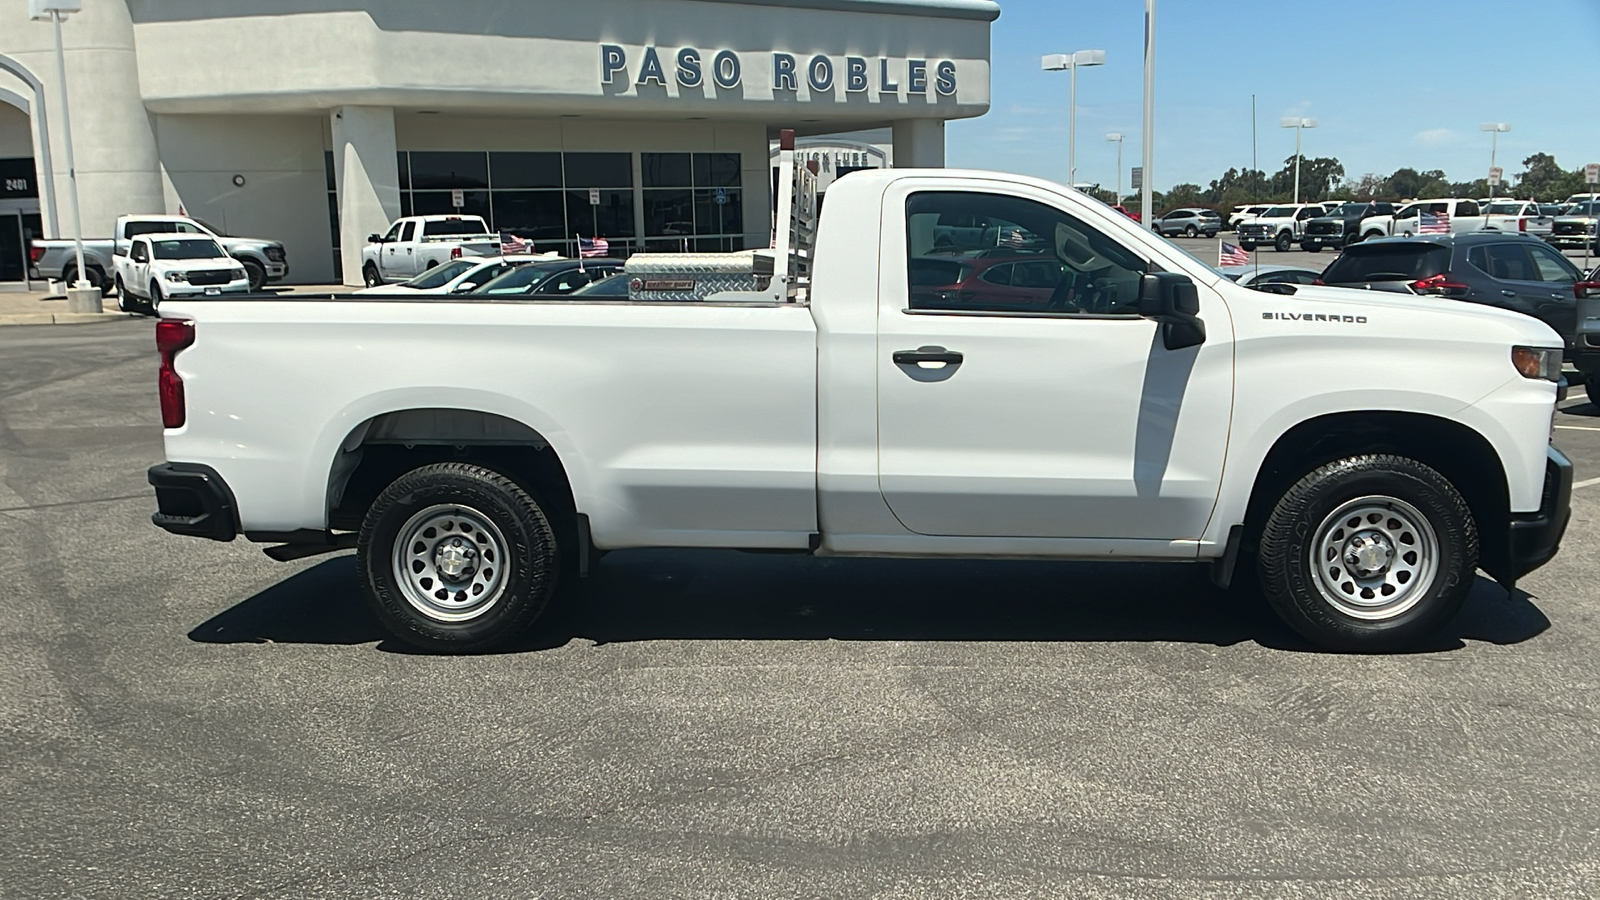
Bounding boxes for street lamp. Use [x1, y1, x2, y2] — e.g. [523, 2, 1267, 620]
[28, 0, 98, 311]
[1106, 133, 1124, 205]
[1140, 0, 1155, 226]
[1481, 123, 1510, 199]
[1042, 49, 1106, 190]
[1280, 117, 1318, 205]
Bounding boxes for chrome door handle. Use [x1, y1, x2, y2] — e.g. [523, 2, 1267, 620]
[1501, 290, 1517, 297]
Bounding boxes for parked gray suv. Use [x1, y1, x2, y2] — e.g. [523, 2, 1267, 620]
[1153, 207, 1222, 238]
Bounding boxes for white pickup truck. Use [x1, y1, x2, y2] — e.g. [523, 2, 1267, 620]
[29, 214, 287, 294]
[1481, 200, 1555, 238]
[146, 150, 1573, 655]
[361, 215, 500, 287]
[1236, 204, 1323, 252]
[1358, 199, 1488, 240]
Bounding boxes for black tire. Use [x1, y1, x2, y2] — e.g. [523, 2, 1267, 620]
[63, 264, 107, 293]
[363, 262, 382, 288]
[1274, 231, 1293, 252]
[114, 275, 130, 312]
[1301, 242, 1322, 253]
[1363, 231, 1383, 242]
[241, 259, 266, 292]
[1257, 455, 1478, 652]
[148, 280, 163, 311]
[1184, 225, 1198, 238]
[1240, 242, 1256, 251]
[1585, 376, 1600, 407]
[358, 462, 561, 653]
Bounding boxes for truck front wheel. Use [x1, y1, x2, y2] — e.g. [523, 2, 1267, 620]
[1585, 376, 1600, 407]
[358, 462, 561, 653]
[363, 262, 382, 288]
[1256, 455, 1477, 652]
[1274, 231, 1293, 252]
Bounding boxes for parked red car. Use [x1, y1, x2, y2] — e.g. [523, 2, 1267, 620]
[909, 253, 1074, 311]
[1111, 205, 1142, 223]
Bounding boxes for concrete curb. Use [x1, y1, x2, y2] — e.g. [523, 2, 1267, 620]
[0, 311, 134, 327]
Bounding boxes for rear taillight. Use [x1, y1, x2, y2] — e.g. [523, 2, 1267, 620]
[28, 242, 45, 263]
[450, 247, 463, 259]
[1518, 218, 1528, 232]
[1410, 273, 1470, 297]
[1312, 278, 1324, 285]
[156, 319, 195, 429]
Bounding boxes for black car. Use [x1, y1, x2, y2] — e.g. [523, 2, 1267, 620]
[1319, 233, 1583, 356]
[471, 259, 623, 296]
[1301, 201, 1396, 252]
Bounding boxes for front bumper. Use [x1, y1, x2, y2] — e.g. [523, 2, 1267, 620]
[1300, 232, 1346, 247]
[149, 462, 239, 542]
[266, 262, 288, 281]
[1497, 446, 1572, 584]
[164, 283, 251, 298]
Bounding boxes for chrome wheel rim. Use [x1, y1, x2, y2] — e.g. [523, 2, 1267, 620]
[1310, 495, 1438, 621]
[391, 504, 510, 623]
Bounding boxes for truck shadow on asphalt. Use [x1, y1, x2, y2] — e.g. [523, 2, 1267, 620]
[188, 549, 1551, 655]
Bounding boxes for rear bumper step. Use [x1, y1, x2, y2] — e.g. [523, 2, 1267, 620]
[148, 462, 239, 542]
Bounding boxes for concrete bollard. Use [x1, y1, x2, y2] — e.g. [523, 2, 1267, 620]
[66, 287, 104, 314]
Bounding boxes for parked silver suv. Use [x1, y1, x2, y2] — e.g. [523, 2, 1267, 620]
[1153, 207, 1222, 238]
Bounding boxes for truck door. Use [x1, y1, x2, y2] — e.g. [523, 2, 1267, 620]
[875, 185, 1234, 540]
[381, 221, 411, 280]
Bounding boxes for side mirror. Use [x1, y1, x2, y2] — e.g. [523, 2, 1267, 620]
[1576, 282, 1600, 299]
[367, 233, 383, 243]
[452, 282, 477, 293]
[1137, 272, 1206, 350]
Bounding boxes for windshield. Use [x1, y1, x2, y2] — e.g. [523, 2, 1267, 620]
[1568, 203, 1600, 217]
[152, 238, 225, 260]
[422, 218, 490, 237]
[192, 218, 225, 236]
[569, 273, 630, 298]
[1485, 203, 1526, 215]
[1261, 207, 1297, 217]
[401, 259, 477, 289]
[473, 263, 561, 294]
[1330, 203, 1369, 216]
[1321, 243, 1452, 283]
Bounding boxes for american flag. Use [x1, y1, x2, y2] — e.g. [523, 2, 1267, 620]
[1219, 241, 1250, 266]
[1000, 227, 1028, 247]
[499, 232, 529, 254]
[1419, 211, 1451, 234]
[578, 235, 609, 258]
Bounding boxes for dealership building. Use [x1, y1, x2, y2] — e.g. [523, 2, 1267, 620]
[0, 0, 995, 286]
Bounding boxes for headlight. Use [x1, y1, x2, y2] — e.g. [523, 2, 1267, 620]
[165, 271, 188, 283]
[231, 268, 246, 281]
[264, 247, 285, 262]
[1512, 346, 1562, 382]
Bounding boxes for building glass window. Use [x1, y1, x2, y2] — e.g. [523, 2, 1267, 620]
[563, 152, 632, 189]
[642, 151, 744, 251]
[408, 151, 489, 189]
[490, 152, 562, 188]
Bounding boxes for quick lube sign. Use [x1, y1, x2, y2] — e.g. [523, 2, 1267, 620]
[600, 45, 957, 97]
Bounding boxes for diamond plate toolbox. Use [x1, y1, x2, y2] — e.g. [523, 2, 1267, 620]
[624, 251, 774, 302]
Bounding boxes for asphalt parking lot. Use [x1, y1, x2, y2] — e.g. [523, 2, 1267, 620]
[4, 319, 1600, 898]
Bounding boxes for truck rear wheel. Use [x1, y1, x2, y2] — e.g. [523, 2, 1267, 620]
[357, 462, 560, 653]
[1256, 454, 1477, 652]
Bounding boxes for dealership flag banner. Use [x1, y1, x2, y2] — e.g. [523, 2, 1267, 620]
[500, 232, 530, 254]
[578, 235, 609, 258]
[1219, 241, 1250, 266]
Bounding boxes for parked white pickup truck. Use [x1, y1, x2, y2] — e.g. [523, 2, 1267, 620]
[1358, 199, 1488, 240]
[113, 233, 249, 309]
[1236, 204, 1323, 252]
[146, 150, 1572, 655]
[1481, 200, 1555, 238]
[360, 215, 500, 287]
[29, 214, 287, 294]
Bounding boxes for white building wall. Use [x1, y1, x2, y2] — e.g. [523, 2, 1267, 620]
[155, 114, 335, 283]
[0, 0, 163, 238]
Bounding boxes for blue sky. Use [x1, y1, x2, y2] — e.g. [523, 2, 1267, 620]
[947, 0, 1600, 193]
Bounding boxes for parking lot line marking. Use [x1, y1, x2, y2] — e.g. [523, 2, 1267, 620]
[1572, 476, 1600, 491]
[1555, 425, 1600, 432]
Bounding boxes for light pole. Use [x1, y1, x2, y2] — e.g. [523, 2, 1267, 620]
[1140, 0, 1155, 226]
[29, 0, 98, 311]
[1106, 133, 1124, 205]
[1280, 117, 1317, 205]
[1042, 49, 1106, 190]
[1481, 123, 1510, 199]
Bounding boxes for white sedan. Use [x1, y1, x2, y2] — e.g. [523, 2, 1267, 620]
[114, 233, 250, 310]
[352, 253, 561, 296]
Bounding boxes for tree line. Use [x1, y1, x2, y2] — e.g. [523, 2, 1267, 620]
[1089, 153, 1594, 214]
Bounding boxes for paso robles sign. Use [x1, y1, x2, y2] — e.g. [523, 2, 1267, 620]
[600, 45, 957, 98]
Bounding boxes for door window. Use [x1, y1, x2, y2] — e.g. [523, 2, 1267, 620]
[905, 191, 1148, 315]
[1474, 243, 1536, 281]
[131, 242, 148, 263]
[383, 222, 403, 242]
[1456, 200, 1480, 217]
[978, 263, 1012, 286]
[535, 268, 595, 294]
[400, 221, 417, 242]
[1527, 243, 1580, 283]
